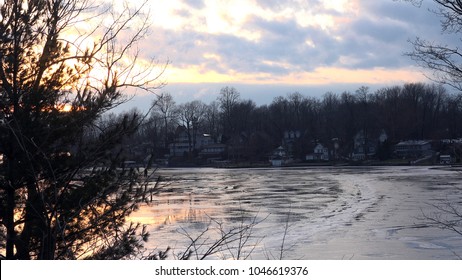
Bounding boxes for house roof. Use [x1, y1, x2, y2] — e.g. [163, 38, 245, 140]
[396, 140, 431, 146]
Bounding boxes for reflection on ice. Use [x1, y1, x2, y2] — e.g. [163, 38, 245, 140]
[130, 166, 462, 259]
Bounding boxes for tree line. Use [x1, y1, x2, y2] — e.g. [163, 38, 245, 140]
[118, 83, 462, 162]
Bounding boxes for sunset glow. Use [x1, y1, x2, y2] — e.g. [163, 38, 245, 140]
[60, 104, 73, 112]
[164, 65, 425, 86]
[94, 0, 444, 103]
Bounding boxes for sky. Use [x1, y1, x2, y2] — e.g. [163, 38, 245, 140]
[112, 0, 456, 112]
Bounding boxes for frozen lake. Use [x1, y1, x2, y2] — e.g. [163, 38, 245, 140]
[130, 166, 462, 259]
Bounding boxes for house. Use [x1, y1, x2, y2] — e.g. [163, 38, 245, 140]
[394, 140, 432, 158]
[169, 126, 215, 157]
[306, 143, 329, 161]
[351, 130, 387, 161]
[270, 146, 291, 166]
[439, 139, 462, 163]
[282, 130, 302, 156]
[284, 130, 301, 143]
[440, 155, 452, 165]
[351, 130, 377, 161]
[199, 143, 227, 159]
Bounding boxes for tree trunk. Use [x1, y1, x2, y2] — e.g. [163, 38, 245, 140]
[5, 187, 16, 259]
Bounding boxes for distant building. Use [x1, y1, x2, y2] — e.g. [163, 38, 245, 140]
[394, 140, 432, 158]
[199, 143, 227, 159]
[351, 129, 387, 161]
[306, 143, 329, 161]
[169, 126, 215, 157]
[438, 139, 462, 164]
[439, 155, 452, 165]
[282, 130, 301, 156]
[284, 130, 301, 141]
[270, 146, 290, 166]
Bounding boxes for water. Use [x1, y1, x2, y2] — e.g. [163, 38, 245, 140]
[130, 166, 462, 259]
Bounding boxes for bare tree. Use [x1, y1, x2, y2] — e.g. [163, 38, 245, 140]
[0, 0, 166, 259]
[404, 1, 462, 255]
[423, 201, 462, 236]
[204, 101, 221, 142]
[176, 212, 265, 260]
[405, 0, 462, 90]
[218, 86, 240, 135]
[152, 92, 177, 149]
[420, 199, 462, 258]
[177, 100, 207, 156]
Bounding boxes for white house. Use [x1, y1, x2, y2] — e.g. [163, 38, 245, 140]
[306, 143, 329, 161]
[440, 154, 452, 164]
[394, 140, 432, 158]
[270, 146, 290, 166]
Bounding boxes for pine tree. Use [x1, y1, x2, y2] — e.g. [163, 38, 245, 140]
[0, 0, 165, 259]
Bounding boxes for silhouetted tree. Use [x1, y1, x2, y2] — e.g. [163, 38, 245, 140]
[217, 86, 240, 136]
[404, 0, 462, 242]
[203, 101, 221, 142]
[0, 0, 165, 259]
[177, 100, 207, 155]
[406, 0, 462, 90]
[444, 92, 462, 138]
[320, 92, 340, 144]
[152, 92, 177, 150]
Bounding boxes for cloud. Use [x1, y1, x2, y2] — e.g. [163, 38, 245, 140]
[183, 0, 205, 9]
[140, 0, 451, 88]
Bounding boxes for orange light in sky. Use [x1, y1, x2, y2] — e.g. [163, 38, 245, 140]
[164, 64, 427, 86]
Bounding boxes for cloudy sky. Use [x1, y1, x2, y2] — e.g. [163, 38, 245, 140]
[116, 0, 454, 111]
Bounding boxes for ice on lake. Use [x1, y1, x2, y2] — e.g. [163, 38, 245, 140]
[130, 166, 462, 259]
